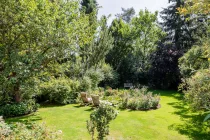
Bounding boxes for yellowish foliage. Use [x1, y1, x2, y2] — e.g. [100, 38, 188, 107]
[178, 0, 210, 15]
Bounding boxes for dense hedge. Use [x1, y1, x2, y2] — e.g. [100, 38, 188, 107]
[0, 100, 39, 118]
[39, 77, 80, 104]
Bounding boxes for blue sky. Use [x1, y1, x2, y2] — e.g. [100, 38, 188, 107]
[97, 0, 169, 24]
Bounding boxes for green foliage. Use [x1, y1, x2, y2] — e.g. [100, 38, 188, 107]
[40, 77, 80, 105]
[107, 18, 133, 70]
[85, 68, 105, 90]
[183, 69, 210, 111]
[204, 114, 210, 122]
[0, 120, 62, 140]
[160, 0, 195, 51]
[81, 0, 98, 14]
[80, 76, 92, 92]
[87, 103, 118, 140]
[107, 9, 165, 86]
[0, 0, 93, 104]
[100, 64, 119, 88]
[83, 16, 114, 71]
[131, 9, 165, 73]
[0, 100, 38, 118]
[179, 46, 209, 78]
[119, 88, 160, 110]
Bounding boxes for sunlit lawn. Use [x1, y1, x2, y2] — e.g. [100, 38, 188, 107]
[6, 90, 210, 140]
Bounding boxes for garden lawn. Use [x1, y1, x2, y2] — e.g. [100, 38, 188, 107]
[6, 90, 210, 140]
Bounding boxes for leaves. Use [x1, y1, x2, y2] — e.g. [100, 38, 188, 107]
[204, 114, 210, 122]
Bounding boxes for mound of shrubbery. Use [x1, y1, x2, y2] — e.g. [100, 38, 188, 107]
[39, 77, 80, 105]
[0, 100, 39, 118]
[119, 88, 160, 110]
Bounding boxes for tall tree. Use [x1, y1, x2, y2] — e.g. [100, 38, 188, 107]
[0, 0, 92, 103]
[107, 9, 164, 85]
[160, 0, 195, 51]
[106, 18, 132, 70]
[131, 9, 165, 73]
[84, 16, 114, 70]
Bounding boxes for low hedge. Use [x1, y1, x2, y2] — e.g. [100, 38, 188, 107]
[0, 100, 39, 118]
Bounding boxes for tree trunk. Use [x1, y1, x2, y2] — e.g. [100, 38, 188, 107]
[14, 83, 21, 103]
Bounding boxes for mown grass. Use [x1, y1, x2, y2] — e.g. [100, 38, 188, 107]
[6, 90, 210, 140]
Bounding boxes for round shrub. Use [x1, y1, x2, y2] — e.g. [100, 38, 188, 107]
[0, 100, 39, 118]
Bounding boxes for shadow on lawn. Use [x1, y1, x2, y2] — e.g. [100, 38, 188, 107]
[167, 99, 210, 139]
[39, 103, 65, 108]
[6, 113, 42, 125]
[73, 105, 95, 112]
[153, 90, 184, 100]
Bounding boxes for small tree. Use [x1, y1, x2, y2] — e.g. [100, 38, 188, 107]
[87, 103, 118, 140]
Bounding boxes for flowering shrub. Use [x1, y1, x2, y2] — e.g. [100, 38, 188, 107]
[119, 87, 160, 110]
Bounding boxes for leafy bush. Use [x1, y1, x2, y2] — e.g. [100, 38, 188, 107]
[119, 88, 160, 110]
[40, 77, 80, 104]
[85, 68, 105, 90]
[79, 76, 92, 92]
[0, 100, 39, 118]
[0, 119, 62, 140]
[87, 103, 118, 140]
[183, 69, 210, 111]
[179, 46, 209, 78]
[100, 64, 119, 88]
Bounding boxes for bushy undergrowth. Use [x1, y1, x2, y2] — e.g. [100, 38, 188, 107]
[0, 100, 39, 118]
[0, 118, 62, 140]
[39, 77, 80, 104]
[119, 88, 160, 110]
[183, 69, 210, 111]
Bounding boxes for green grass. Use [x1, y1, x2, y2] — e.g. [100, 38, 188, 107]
[6, 90, 210, 140]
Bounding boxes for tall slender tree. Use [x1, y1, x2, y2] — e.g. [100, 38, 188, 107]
[160, 0, 194, 51]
